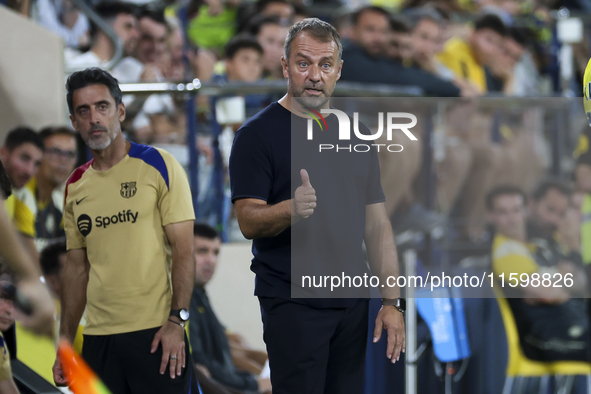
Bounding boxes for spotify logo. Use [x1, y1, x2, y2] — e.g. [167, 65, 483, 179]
[77, 214, 92, 236]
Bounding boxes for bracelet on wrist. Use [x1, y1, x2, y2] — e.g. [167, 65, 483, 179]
[168, 318, 185, 328]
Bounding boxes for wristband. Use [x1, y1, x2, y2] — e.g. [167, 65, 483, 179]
[168, 318, 186, 328]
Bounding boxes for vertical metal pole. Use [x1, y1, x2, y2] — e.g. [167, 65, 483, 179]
[186, 94, 199, 218]
[422, 106, 435, 268]
[405, 249, 417, 394]
[552, 109, 563, 177]
[179, 7, 199, 219]
[210, 97, 225, 234]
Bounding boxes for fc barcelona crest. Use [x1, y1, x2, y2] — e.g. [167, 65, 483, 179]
[120, 182, 137, 198]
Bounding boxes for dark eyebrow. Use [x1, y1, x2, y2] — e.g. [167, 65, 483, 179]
[75, 100, 110, 113]
[74, 104, 89, 112]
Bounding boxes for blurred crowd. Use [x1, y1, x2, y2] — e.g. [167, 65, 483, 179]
[2, 0, 591, 143]
[3, 0, 591, 391]
[0, 0, 590, 257]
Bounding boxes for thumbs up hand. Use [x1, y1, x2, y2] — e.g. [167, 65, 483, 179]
[292, 169, 317, 219]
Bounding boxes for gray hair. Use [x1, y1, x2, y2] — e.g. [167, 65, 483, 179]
[284, 18, 342, 63]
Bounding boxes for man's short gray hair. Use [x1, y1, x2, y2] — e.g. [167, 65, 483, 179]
[284, 18, 342, 63]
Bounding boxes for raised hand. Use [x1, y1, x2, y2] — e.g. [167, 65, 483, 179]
[292, 169, 317, 219]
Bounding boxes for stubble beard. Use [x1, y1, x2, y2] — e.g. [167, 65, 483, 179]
[288, 78, 331, 110]
[85, 128, 119, 151]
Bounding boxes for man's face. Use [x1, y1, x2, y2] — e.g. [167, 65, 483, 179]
[0, 143, 43, 189]
[0, 280, 14, 332]
[353, 10, 389, 58]
[411, 19, 441, 62]
[69, 84, 125, 151]
[503, 37, 524, 69]
[39, 134, 77, 187]
[0, 297, 14, 332]
[257, 23, 289, 75]
[530, 188, 570, 237]
[137, 17, 168, 64]
[471, 28, 504, 66]
[112, 13, 139, 56]
[194, 236, 221, 287]
[389, 31, 412, 62]
[282, 31, 342, 109]
[488, 194, 527, 240]
[226, 48, 263, 82]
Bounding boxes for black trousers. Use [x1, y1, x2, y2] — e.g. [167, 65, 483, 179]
[83, 327, 199, 394]
[259, 297, 369, 394]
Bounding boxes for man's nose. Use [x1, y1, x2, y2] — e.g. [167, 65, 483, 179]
[26, 162, 38, 176]
[89, 108, 101, 124]
[308, 65, 321, 82]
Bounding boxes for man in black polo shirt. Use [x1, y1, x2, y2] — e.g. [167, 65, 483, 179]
[229, 18, 405, 394]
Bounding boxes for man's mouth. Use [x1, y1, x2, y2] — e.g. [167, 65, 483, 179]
[90, 129, 105, 137]
[305, 88, 323, 96]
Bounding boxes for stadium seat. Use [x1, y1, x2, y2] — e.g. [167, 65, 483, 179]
[494, 287, 591, 393]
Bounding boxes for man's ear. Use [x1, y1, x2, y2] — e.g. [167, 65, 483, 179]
[118, 102, 126, 122]
[281, 56, 289, 79]
[69, 114, 78, 132]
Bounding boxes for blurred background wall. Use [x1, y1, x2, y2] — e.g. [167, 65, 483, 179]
[0, 6, 65, 141]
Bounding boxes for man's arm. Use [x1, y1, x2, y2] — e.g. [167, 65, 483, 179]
[20, 235, 39, 265]
[165, 220, 195, 311]
[365, 203, 400, 299]
[0, 378, 19, 394]
[364, 203, 405, 363]
[234, 169, 316, 239]
[59, 248, 89, 342]
[234, 199, 292, 239]
[150, 220, 195, 379]
[0, 204, 54, 338]
[53, 247, 88, 386]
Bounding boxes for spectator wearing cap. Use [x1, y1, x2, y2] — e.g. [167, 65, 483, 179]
[437, 13, 507, 93]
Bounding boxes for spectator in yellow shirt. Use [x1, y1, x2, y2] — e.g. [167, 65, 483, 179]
[0, 127, 44, 262]
[437, 13, 506, 93]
